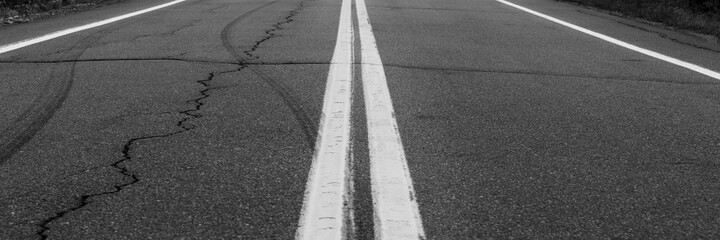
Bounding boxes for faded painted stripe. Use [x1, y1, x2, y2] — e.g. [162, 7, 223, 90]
[0, 0, 187, 55]
[497, 0, 720, 81]
[355, 0, 426, 238]
[295, 0, 354, 237]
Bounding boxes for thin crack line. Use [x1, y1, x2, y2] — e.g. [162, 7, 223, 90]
[380, 63, 719, 85]
[0, 58, 332, 66]
[221, 0, 319, 149]
[35, 69, 241, 238]
[37, 7, 323, 234]
[0, 58, 240, 65]
[240, 4, 303, 62]
[368, 5, 520, 13]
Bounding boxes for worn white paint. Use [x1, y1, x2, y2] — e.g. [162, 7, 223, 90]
[355, 0, 426, 238]
[295, 0, 354, 237]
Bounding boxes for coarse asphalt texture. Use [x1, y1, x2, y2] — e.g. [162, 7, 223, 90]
[2, 0, 720, 238]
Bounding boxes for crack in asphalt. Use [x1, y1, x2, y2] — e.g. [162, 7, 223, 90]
[369, 5, 520, 13]
[244, 0, 319, 149]
[0, 58, 331, 66]
[129, 22, 198, 42]
[36, 0, 316, 236]
[220, 0, 281, 62]
[0, 58, 239, 65]
[222, 0, 318, 149]
[205, 3, 231, 13]
[35, 70, 236, 239]
[381, 63, 719, 85]
[9, 56, 712, 85]
[241, 2, 304, 62]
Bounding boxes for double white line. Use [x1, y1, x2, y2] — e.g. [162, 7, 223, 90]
[295, 0, 425, 238]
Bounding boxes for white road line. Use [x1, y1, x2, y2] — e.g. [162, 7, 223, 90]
[295, 0, 354, 237]
[497, 0, 720, 81]
[0, 0, 187, 55]
[355, 0, 426, 238]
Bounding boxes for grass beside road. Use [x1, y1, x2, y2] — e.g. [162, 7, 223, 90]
[556, 0, 720, 42]
[1, 0, 124, 25]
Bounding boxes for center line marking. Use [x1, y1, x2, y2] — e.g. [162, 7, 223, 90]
[296, 0, 354, 237]
[299, 0, 425, 238]
[356, 0, 426, 238]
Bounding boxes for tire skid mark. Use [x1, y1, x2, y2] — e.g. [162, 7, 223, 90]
[222, 0, 318, 149]
[220, 0, 282, 63]
[0, 24, 125, 238]
[17, 0, 313, 237]
[241, 1, 303, 62]
[39, 3, 293, 233]
[33, 19, 239, 239]
[0, 26, 119, 164]
[246, 67, 317, 149]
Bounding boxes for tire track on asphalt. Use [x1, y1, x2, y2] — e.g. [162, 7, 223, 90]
[221, 0, 318, 149]
[0, 23, 141, 238]
[21, 1, 310, 235]
[0, 0, 206, 165]
[30, 4, 240, 236]
[0, 1, 243, 238]
[220, 1, 279, 62]
[10, 0, 314, 237]
[0, 26, 119, 164]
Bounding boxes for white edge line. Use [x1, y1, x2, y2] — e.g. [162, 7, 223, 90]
[295, 0, 354, 237]
[496, 0, 720, 81]
[355, 0, 426, 238]
[0, 0, 187, 55]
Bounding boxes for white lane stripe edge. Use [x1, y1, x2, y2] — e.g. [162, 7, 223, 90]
[0, 0, 187, 55]
[497, 0, 720, 81]
[295, 0, 354, 237]
[355, 0, 426, 238]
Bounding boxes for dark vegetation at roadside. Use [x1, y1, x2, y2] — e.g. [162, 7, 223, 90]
[1, 0, 124, 25]
[557, 0, 720, 42]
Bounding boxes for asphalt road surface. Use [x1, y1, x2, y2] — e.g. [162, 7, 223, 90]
[2, 0, 720, 239]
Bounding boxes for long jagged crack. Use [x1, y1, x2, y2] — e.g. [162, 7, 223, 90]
[37, 0, 317, 236]
[235, 0, 319, 149]
[0, 58, 330, 66]
[241, 4, 304, 62]
[0, 57, 239, 65]
[219, 0, 317, 148]
[35, 68, 240, 239]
